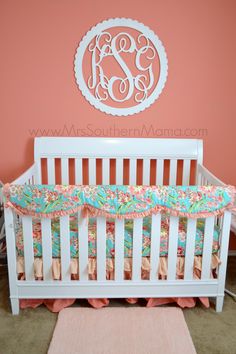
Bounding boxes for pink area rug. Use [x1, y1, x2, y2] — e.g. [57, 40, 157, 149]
[48, 307, 196, 354]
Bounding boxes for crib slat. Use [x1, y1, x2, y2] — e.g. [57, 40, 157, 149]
[22, 216, 34, 281]
[47, 158, 55, 184]
[60, 216, 71, 281]
[201, 216, 215, 280]
[167, 216, 179, 280]
[4, 208, 19, 314]
[132, 218, 143, 281]
[36, 160, 42, 184]
[116, 158, 123, 184]
[115, 219, 125, 281]
[143, 159, 150, 185]
[129, 159, 137, 185]
[169, 159, 177, 185]
[156, 159, 164, 185]
[41, 218, 52, 281]
[184, 218, 197, 280]
[89, 158, 96, 185]
[102, 158, 110, 184]
[78, 211, 88, 281]
[75, 158, 83, 184]
[217, 211, 231, 296]
[96, 217, 107, 281]
[182, 159, 191, 185]
[61, 158, 69, 184]
[150, 214, 161, 280]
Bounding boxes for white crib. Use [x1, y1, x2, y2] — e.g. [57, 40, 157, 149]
[4, 137, 232, 314]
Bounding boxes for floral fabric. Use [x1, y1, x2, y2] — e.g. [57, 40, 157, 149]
[4, 184, 236, 219]
[16, 215, 220, 258]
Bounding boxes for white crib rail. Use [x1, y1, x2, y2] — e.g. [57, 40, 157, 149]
[12, 164, 37, 185]
[197, 165, 225, 186]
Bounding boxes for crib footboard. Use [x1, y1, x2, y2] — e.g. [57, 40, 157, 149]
[4, 207, 232, 314]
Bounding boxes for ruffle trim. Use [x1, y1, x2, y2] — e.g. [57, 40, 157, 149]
[17, 254, 220, 280]
[4, 199, 236, 220]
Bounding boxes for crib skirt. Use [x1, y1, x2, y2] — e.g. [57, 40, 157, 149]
[17, 254, 220, 312]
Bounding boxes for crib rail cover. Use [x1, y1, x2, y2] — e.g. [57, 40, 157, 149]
[3, 184, 236, 219]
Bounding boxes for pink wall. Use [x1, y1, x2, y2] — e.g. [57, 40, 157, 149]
[0, 0, 236, 186]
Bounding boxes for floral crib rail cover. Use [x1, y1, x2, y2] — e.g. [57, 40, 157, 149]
[3, 184, 236, 219]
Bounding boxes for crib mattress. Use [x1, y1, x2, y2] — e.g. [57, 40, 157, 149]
[16, 216, 220, 258]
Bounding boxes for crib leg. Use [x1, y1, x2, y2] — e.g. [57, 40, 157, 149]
[10, 298, 20, 315]
[216, 295, 224, 312]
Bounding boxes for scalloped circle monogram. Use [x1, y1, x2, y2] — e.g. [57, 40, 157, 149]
[74, 18, 168, 116]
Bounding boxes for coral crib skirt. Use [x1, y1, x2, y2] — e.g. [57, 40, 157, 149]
[18, 254, 220, 312]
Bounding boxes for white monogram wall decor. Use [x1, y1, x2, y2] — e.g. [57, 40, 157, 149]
[74, 18, 168, 116]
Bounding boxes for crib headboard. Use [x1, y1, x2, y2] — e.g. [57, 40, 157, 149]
[34, 137, 203, 186]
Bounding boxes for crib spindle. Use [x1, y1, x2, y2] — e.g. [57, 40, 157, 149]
[143, 159, 150, 185]
[41, 218, 53, 281]
[60, 215, 70, 281]
[75, 158, 83, 184]
[184, 218, 197, 280]
[115, 219, 125, 281]
[96, 217, 107, 281]
[61, 158, 69, 184]
[78, 212, 88, 281]
[89, 158, 96, 185]
[22, 216, 34, 281]
[217, 211, 231, 291]
[150, 214, 161, 280]
[4, 208, 19, 314]
[169, 159, 177, 185]
[102, 158, 110, 184]
[156, 159, 164, 185]
[167, 216, 179, 280]
[201, 216, 215, 280]
[132, 218, 143, 281]
[129, 159, 137, 185]
[36, 160, 42, 184]
[116, 159, 123, 184]
[182, 159, 191, 185]
[47, 158, 55, 184]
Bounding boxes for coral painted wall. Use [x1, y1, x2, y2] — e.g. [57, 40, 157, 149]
[0, 0, 236, 187]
